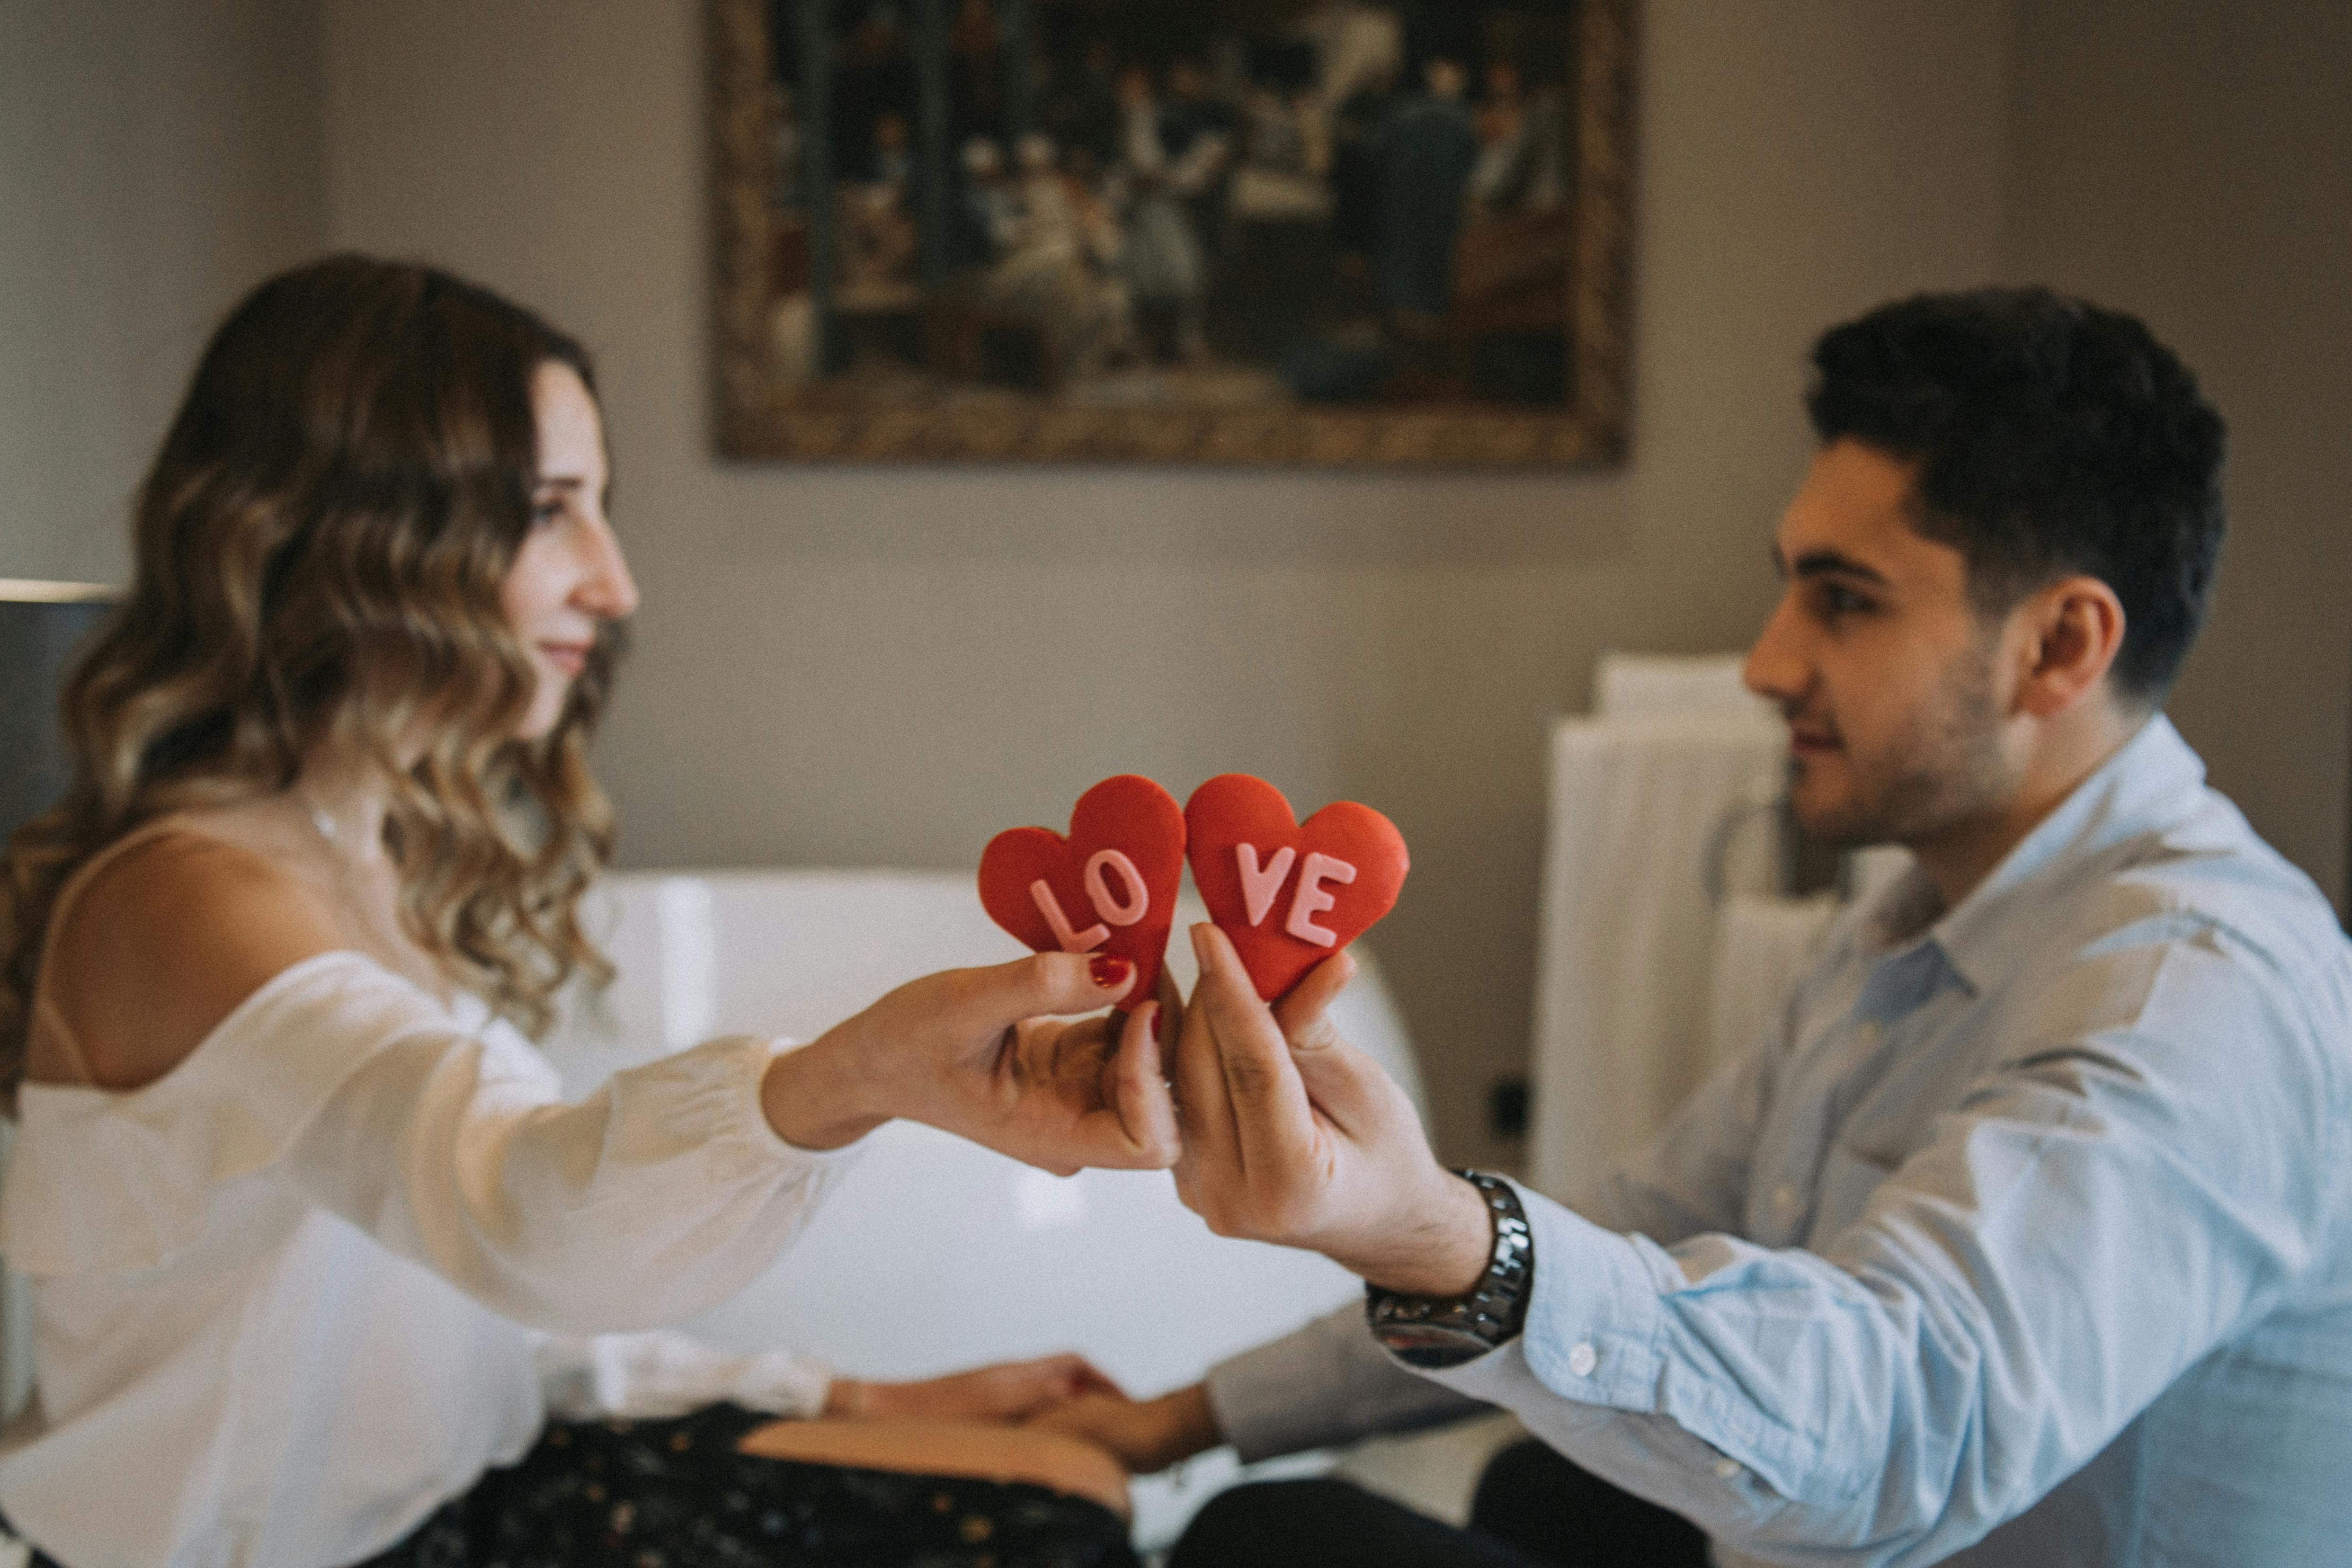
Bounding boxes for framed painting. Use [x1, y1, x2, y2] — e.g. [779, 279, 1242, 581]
[710, 0, 1635, 465]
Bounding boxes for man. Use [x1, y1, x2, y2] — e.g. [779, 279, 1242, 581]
[1039, 289, 2352, 1566]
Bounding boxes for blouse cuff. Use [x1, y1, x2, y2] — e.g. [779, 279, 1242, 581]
[747, 1038, 881, 1163]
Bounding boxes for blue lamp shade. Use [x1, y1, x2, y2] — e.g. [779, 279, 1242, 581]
[0, 582, 119, 845]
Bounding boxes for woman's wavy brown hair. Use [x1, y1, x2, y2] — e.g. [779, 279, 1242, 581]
[0, 254, 625, 1110]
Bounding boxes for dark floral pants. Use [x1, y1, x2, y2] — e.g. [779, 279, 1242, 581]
[353, 1402, 1140, 1568]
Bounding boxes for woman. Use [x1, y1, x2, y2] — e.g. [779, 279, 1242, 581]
[0, 256, 1175, 1568]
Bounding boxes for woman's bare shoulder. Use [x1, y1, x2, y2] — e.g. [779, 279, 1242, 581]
[39, 823, 347, 1091]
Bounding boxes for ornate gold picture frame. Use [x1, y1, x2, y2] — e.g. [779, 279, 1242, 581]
[711, 0, 1635, 466]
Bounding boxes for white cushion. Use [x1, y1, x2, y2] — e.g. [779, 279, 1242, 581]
[547, 869, 1426, 1395]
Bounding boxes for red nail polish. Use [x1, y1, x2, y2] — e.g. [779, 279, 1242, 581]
[1090, 953, 1133, 988]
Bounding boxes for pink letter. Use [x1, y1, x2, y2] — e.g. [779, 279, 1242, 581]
[1031, 879, 1109, 953]
[1084, 849, 1150, 927]
[1234, 843, 1297, 928]
[1284, 852, 1357, 947]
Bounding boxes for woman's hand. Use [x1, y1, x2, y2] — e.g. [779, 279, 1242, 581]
[1026, 1383, 1222, 1475]
[1169, 924, 1491, 1296]
[763, 952, 1181, 1174]
[827, 1354, 1124, 1423]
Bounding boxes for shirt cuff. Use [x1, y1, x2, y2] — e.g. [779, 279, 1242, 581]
[1399, 1181, 1672, 1415]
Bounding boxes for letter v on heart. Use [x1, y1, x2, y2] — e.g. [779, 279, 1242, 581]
[977, 775, 1188, 1009]
[1185, 774, 1409, 1001]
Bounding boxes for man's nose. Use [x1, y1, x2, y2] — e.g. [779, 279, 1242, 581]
[1743, 595, 1806, 708]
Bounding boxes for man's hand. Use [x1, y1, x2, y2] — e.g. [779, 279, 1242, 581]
[1170, 923, 1492, 1296]
[1027, 1383, 1222, 1474]
[765, 953, 1179, 1174]
[829, 1353, 1124, 1423]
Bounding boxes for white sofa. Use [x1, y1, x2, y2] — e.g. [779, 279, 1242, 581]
[544, 868, 1439, 1548]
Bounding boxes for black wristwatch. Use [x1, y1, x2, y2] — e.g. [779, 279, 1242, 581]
[1364, 1170, 1534, 1369]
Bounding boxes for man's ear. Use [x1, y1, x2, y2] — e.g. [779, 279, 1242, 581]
[2013, 574, 2127, 719]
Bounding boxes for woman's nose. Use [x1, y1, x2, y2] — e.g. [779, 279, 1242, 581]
[578, 524, 640, 619]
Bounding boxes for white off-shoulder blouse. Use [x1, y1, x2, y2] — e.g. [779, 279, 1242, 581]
[0, 950, 861, 1568]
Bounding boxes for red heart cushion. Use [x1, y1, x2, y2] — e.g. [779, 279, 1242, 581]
[1185, 774, 1409, 1001]
[978, 774, 1187, 1008]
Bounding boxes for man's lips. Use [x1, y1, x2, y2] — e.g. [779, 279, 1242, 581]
[1787, 724, 1842, 755]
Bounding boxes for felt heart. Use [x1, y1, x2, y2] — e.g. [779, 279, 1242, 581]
[1184, 774, 1409, 1001]
[978, 774, 1187, 1008]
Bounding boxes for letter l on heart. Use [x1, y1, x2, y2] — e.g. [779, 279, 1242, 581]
[1031, 880, 1110, 952]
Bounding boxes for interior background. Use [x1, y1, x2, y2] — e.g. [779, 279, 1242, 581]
[6, 0, 2345, 1168]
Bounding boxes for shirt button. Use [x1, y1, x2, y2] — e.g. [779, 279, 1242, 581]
[1567, 1342, 1598, 1377]
[1855, 1021, 1884, 1045]
[1713, 1457, 1741, 1479]
[1772, 1183, 1800, 1215]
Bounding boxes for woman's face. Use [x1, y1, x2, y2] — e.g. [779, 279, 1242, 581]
[501, 361, 638, 740]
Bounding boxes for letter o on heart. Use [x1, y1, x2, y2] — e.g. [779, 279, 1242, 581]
[1084, 849, 1150, 927]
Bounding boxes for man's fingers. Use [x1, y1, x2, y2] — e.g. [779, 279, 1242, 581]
[1265, 948, 1395, 1134]
[1171, 946, 1243, 1178]
[1278, 1026, 1406, 1142]
[1272, 948, 1357, 1046]
[1189, 923, 1319, 1183]
[1052, 1355, 1128, 1400]
[1006, 1354, 1118, 1412]
[1074, 1363, 1127, 1399]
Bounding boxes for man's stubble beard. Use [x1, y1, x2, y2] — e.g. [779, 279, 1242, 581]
[1795, 641, 2012, 853]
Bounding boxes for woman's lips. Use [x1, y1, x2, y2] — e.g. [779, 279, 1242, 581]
[538, 642, 590, 677]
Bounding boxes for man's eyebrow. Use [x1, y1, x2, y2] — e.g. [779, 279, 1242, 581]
[1783, 547, 1890, 586]
[533, 475, 588, 491]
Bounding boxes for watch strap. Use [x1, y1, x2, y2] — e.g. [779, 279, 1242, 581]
[1364, 1170, 1533, 1368]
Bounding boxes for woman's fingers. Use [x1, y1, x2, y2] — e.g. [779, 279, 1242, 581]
[1149, 964, 1183, 1027]
[998, 1008, 1173, 1173]
[1107, 1001, 1178, 1167]
[973, 950, 1139, 1026]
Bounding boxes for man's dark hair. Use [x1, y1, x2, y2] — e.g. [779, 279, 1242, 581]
[1807, 287, 2226, 703]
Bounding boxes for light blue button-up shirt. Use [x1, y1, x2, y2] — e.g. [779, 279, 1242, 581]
[1414, 716, 2352, 1565]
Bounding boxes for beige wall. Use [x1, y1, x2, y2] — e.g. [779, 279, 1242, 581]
[2000, 0, 2352, 911]
[18, 2, 2336, 1167]
[318, 0, 2013, 1165]
[0, 0, 326, 585]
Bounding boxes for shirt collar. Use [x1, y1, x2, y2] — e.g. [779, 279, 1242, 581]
[1858, 714, 2208, 996]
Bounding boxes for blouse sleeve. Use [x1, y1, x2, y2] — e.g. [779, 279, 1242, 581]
[535, 1330, 834, 1421]
[1, 952, 862, 1334]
